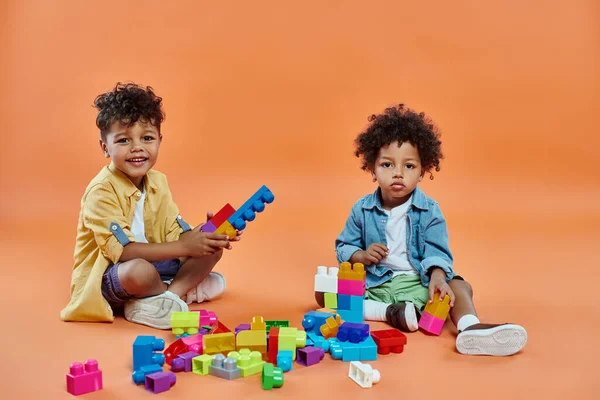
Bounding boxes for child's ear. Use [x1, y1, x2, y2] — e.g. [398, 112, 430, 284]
[99, 139, 110, 158]
[419, 173, 424, 182]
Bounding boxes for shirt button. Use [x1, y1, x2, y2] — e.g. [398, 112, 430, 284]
[136, 192, 141, 197]
[111, 225, 117, 231]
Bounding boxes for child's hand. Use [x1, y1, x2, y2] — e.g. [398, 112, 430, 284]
[181, 228, 230, 257]
[354, 243, 389, 265]
[428, 268, 455, 307]
[200, 211, 243, 251]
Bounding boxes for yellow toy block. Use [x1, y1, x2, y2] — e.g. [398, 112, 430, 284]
[203, 332, 235, 355]
[338, 262, 366, 281]
[252, 316, 266, 330]
[228, 349, 265, 377]
[192, 354, 213, 375]
[316, 307, 337, 314]
[236, 330, 267, 355]
[170, 311, 200, 336]
[278, 327, 307, 360]
[215, 221, 236, 239]
[324, 292, 338, 308]
[320, 315, 343, 339]
[423, 292, 451, 319]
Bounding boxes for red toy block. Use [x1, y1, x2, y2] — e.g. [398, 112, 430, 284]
[267, 327, 279, 364]
[164, 334, 203, 365]
[66, 359, 103, 396]
[210, 320, 232, 334]
[371, 329, 407, 355]
[208, 203, 236, 229]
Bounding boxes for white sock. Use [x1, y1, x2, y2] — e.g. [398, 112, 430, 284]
[457, 314, 480, 332]
[364, 300, 391, 321]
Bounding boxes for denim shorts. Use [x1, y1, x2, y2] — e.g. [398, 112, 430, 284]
[101, 258, 182, 309]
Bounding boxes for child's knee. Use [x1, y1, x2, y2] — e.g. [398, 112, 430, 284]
[118, 259, 159, 291]
[450, 278, 473, 297]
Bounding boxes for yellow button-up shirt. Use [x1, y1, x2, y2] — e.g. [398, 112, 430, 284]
[60, 163, 190, 322]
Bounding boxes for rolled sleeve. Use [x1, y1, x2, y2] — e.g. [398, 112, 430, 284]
[335, 204, 364, 263]
[419, 203, 455, 285]
[82, 184, 135, 264]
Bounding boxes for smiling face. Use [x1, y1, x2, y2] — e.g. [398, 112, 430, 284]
[372, 141, 424, 209]
[100, 120, 161, 189]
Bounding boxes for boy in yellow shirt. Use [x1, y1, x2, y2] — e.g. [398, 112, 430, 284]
[60, 82, 237, 328]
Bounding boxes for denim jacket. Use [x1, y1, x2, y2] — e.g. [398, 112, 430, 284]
[335, 187, 455, 289]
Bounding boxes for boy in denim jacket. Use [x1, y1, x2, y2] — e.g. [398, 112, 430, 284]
[332, 104, 527, 356]
[61, 83, 238, 328]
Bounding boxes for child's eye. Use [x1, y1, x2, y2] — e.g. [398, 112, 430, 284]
[143, 136, 155, 141]
[406, 163, 415, 169]
[117, 138, 129, 144]
[382, 162, 392, 168]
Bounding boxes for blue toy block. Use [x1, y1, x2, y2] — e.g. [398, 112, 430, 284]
[133, 336, 165, 371]
[305, 337, 314, 346]
[227, 185, 275, 230]
[329, 339, 343, 360]
[302, 311, 335, 336]
[337, 322, 369, 343]
[277, 351, 293, 372]
[340, 336, 377, 362]
[337, 294, 351, 310]
[336, 296, 364, 323]
[132, 363, 163, 384]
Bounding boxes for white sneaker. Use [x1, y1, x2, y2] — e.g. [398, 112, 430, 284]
[124, 291, 188, 329]
[185, 272, 226, 304]
[456, 323, 528, 356]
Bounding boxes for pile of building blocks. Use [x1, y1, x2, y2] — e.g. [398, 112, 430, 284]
[314, 262, 366, 323]
[200, 185, 275, 238]
[418, 292, 451, 335]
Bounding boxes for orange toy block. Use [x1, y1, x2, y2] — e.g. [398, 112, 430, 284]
[203, 333, 235, 355]
[320, 315, 343, 339]
[338, 262, 366, 281]
[215, 221, 237, 240]
[423, 292, 451, 319]
[316, 307, 337, 314]
[252, 316, 266, 330]
[236, 329, 267, 356]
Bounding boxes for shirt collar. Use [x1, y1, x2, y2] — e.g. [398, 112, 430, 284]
[107, 162, 158, 197]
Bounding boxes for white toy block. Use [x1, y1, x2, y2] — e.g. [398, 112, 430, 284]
[349, 361, 380, 388]
[314, 266, 338, 293]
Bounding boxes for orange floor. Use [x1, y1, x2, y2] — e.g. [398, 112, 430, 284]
[1, 0, 598, 398]
[1, 177, 599, 399]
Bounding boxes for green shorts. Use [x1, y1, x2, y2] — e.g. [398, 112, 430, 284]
[366, 274, 429, 311]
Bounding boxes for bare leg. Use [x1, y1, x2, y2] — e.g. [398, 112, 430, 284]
[118, 258, 167, 298]
[167, 250, 223, 298]
[449, 279, 477, 328]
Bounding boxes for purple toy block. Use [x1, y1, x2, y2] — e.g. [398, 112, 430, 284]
[145, 372, 176, 394]
[418, 312, 445, 335]
[132, 363, 163, 384]
[66, 359, 103, 396]
[338, 279, 365, 296]
[337, 322, 370, 343]
[176, 351, 200, 372]
[200, 220, 217, 233]
[235, 323, 252, 335]
[296, 347, 325, 366]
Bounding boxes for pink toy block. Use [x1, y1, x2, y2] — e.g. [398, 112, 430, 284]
[338, 279, 365, 296]
[199, 309, 218, 327]
[66, 359, 103, 396]
[296, 347, 325, 366]
[145, 372, 176, 394]
[418, 312, 445, 335]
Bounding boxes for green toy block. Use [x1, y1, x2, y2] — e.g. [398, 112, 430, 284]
[324, 292, 338, 308]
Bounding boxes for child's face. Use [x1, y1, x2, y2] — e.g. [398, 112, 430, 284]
[100, 120, 161, 189]
[372, 141, 424, 209]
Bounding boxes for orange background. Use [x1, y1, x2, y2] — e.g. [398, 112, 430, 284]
[1, 0, 599, 398]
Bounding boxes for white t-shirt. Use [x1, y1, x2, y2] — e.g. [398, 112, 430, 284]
[130, 187, 149, 243]
[378, 195, 417, 276]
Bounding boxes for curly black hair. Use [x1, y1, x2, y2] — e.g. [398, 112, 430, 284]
[94, 82, 165, 139]
[354, 104, 443, 179]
